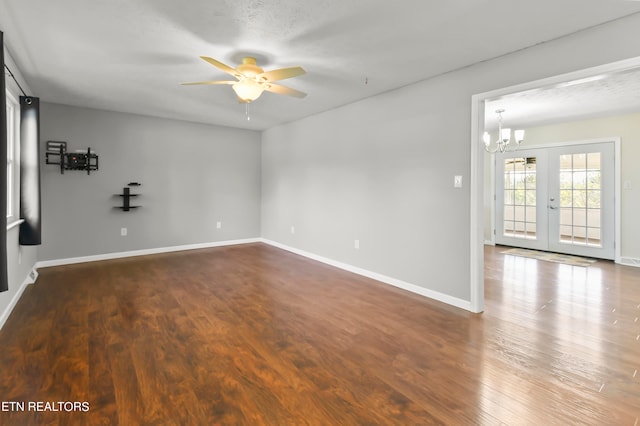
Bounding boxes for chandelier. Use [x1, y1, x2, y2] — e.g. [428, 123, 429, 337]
[483, 109, 525, 153]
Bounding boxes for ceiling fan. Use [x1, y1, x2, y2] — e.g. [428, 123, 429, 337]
[182, 56, 307, 103]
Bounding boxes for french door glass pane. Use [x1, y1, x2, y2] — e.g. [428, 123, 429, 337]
[573, 209, 587, 227]
[587, 227, 601, 243]
[587, 153, 601, 169]
[560, 225, 573, 242]
[557, 152, 602, 247]
[587, 171, 601, 189]
[587, 209, 601, 225]
[588, 190, 601, 208]
[503, 157, 537, 240]
[560, 208, 572, 225]
[573, 153, 587, 169]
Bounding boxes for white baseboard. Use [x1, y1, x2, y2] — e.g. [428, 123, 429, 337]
[260, 239, 473, 312]
[0, 266, 38, 330]
[36, 238, 261, 268]
[619, 257, 640, 268]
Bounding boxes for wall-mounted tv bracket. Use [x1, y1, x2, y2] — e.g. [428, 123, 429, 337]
[45, 140, 98, 175]
[116, 182, 141, 211]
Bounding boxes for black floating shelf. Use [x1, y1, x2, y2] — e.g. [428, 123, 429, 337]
[115, 187, 141, 211]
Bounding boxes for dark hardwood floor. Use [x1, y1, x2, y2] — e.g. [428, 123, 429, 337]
[0, 243, 639, 425]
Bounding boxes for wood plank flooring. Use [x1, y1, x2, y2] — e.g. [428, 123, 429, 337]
[0, 243, 639, 425]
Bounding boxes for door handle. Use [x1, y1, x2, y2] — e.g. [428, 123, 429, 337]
[549, 205, 558, 210]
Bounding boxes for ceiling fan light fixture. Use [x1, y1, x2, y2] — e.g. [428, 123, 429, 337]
[232, 79, 264, 103]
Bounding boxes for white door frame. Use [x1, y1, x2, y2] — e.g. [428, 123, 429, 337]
[469, 56, 639, 314]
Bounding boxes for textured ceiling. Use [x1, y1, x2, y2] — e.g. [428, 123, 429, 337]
[485, 66, 640, 131]
[2, 0, 640, 131]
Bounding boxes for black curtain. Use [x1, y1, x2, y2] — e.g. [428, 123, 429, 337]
[19, 96, 41, 246]
[1, 31, 8, 292]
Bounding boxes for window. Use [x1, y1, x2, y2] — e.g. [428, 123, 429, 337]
[6, 90, 18, 221]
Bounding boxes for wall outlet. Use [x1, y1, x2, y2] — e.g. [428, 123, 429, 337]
[121, 227, 127, 236]
[291, 226, 295, 234]
[216, 221, 222, 229]
[354, 239, 360, 250]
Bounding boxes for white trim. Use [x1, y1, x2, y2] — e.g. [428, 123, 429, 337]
[470, 55, 640, 316]
[614, 138, 622, 265]
[0, 267, 38, 330]
[487, 152, 496, 246]
[470, 94, 485, 313]
[508, 137, 622, 150]
[261, 239, 474, 312]
[6, 218, 24, 231]
[36, 238, 261, 268]
[5, 90, 20, 223]
[619, 258, 640, 268]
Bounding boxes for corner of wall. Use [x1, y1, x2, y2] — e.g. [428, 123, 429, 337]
[0, 265, 38, 330]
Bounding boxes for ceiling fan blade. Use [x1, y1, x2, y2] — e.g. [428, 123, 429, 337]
[258, 66, 306, 82]
[264, 83, 307, 98]
[200, 56, 242, 77]
[180, 80, 236, 86]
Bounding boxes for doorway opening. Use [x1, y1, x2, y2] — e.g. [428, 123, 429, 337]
[469, 57, 640, 313]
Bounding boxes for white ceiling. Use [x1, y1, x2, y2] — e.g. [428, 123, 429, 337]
[2, 0, 640, 131]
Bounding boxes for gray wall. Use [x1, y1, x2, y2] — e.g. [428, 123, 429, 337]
[39, 103, 261, 261]
[262, 72, 475, 301]
[262, 83, 471, 300]
[261, 12, 640, 304]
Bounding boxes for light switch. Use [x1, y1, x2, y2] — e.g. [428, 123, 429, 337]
[454, 175, 463, 188]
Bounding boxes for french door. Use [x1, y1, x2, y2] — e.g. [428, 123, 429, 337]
[495, 142, 615, 260]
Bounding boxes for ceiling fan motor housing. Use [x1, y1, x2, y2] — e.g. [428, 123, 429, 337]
[237, 57, 263, 78]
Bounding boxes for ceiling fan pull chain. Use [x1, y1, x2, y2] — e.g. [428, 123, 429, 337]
[245, 103, 251, 121]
